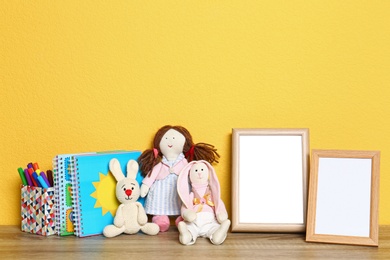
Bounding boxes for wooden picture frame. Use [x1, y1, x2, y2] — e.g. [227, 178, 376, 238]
[231, 128, 309, 232]
[306, 150, 380, 246]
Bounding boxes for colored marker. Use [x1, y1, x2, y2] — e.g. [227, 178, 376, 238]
[18, 167, 27, 185]
[33, 162, 39, 171]
[28, 168, 38, 186]
[46, 170, 53, 186]
[27, 163, 34, 169]
[32, 172, 42, 187]
[40, 172, 51, 187]
[37, 175, 49, 189]
[23, 168, 33, 186]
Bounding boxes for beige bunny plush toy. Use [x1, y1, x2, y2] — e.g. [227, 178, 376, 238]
[177, 160, 231, 245]
[103, 159, 159, 237]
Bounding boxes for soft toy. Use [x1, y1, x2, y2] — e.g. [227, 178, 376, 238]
[177, 160, 230, 245]
[103, 159, 159, 237]
[137, 125, 220, 232]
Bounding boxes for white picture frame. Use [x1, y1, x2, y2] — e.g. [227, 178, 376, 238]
[231, 128, 309, 232]
[306, 150, 380, 246]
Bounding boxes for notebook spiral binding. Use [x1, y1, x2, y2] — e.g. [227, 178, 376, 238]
[52, 156, 62, 235]
[69, 156, 81, 237]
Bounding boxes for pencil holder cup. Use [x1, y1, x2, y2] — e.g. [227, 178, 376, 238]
[20, 185, 56, 236]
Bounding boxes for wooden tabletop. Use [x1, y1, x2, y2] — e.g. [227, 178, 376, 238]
[0, 225, 389, 259]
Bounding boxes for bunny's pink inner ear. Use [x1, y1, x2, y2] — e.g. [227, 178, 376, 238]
[177, 162, 195, 209]
[205, 161, 221, 211]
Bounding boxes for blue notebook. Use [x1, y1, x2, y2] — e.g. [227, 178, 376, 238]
[70, 151, 143, 237]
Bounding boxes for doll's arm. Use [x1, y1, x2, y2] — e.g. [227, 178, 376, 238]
[140, 184, 150, 198]
[141, 163, 163, 197]
[113, 204, 125, 227]
[216, 200, 228, 223]
[136, 202, 148, 225]
[182, 209, 197, 222]
[181, 192, 197, 222]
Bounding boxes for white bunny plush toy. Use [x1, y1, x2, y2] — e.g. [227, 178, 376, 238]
[177, 160, 231, 245]
[103, 159, 159, 237]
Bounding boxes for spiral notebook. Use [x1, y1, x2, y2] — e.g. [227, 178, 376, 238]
[53, 152, 95, 236]
[70, 151, 143, 237]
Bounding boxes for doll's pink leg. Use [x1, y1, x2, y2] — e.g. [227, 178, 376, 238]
[152, 215, 170, 232]
[175, 216, 184, 226]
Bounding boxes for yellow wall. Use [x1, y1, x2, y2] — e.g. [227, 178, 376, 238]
[1, 1, 390, 225]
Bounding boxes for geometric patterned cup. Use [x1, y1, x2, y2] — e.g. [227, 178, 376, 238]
[21, 185, 55, 236]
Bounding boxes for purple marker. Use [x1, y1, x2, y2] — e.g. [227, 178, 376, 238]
[37, 175, 49, 189]
[27, 163, 34, 169]
[24, 168, 33, 186]
[40, 172, 51, 187]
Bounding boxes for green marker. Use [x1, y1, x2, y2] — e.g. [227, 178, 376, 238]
[18, 167, 28, 185]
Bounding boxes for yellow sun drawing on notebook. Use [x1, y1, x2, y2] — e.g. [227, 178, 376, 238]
[90, 171, 119, 217]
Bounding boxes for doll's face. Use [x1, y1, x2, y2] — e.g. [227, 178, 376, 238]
[189, 163, 209, 185]
[159, 129, 186, 160]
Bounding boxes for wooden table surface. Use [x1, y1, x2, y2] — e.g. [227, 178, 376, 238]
[0, 225, 389, 259]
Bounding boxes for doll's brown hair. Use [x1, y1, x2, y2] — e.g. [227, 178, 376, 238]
[138, 125, 220, 177]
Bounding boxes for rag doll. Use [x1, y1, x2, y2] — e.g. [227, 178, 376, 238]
[177, 160, 230, 245]
[137, 125, 220, 232]
[103, 159, 159, 237]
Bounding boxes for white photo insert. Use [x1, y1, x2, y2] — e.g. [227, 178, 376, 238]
[238, 135, 304, 224]
[315, 158, 372, 237]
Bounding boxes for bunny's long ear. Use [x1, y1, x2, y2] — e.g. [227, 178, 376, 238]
[126, 160, 139, 179]
[204, 160, 222, 214]
[109, 158, 125, 182]
[177, 161, 196, 209]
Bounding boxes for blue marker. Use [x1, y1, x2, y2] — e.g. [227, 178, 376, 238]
[37, 175, 49, 189]
[32, 172, 42, 187]
[40, 172, 51, 187]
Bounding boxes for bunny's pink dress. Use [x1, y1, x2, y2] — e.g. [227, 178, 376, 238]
[184, 183, 223, 243]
